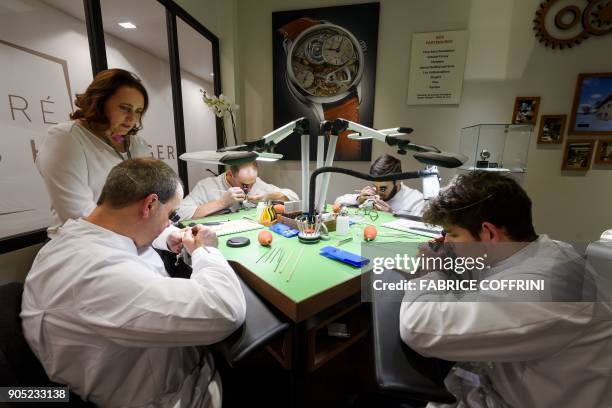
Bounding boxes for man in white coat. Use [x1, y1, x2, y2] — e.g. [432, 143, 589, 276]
[399, 171, 612, 408]
[334, 154, 425, 217]
[177, 161, 299, 220]
[21, 158, 246, 408]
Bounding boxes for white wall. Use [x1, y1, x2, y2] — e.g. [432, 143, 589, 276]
[174, 0, 242, 143]
[234, 0, 612, 242]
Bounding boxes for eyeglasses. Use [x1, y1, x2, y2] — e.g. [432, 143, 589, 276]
[169, 210, 180, 223]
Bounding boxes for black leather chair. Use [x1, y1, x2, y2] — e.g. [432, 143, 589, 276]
[368, 269, 456, 405]
[213, 276, 289, 367]
[0, 282, 94, 407]
[158, 250, 290, 366]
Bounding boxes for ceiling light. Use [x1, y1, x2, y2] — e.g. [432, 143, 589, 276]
[118, 22, 136, 29]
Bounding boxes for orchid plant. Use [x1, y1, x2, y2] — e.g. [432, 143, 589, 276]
[201, 90, 239, 146]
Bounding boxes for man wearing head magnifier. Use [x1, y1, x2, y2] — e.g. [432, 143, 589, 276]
[334, 154, 425, 216]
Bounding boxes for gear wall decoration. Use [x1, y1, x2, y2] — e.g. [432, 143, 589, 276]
[534, 0, 612, 49]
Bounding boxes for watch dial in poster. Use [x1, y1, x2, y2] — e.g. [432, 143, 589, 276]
[272, 3, 379, 161]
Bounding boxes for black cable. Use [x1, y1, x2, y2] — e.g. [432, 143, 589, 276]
[308, 166, 426, 214]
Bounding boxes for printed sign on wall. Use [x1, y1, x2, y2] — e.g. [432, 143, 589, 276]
[0, 40, 73, 239]
[406, 30, 469, 105]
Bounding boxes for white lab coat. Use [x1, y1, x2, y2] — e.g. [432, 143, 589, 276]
[177, 172, 299, 220]
[36, 121, 151, 238]
[334, 182, 425, 217]
[399, 235, 612, 408]
[21, 219, 246, 408]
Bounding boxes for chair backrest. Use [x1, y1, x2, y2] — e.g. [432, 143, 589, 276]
[368, 270, 456, 404]
[0, 282, 53, 386]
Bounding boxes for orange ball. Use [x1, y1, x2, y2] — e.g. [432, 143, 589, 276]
[332, 202, 342, 213]
[258, 230, 273, 246]
[364, 225, 377, 241]
[273, 204, 285, 214]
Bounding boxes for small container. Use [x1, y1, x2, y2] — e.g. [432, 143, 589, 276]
[256, 201, 266, 223]
[336, 209, 350, 236]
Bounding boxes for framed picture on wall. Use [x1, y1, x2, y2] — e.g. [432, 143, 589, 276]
[512, 96, 540, 125]
[561, 139, 594, 171]
[594, 139, 612, 164]
[272, 3, 380, 161]
[569, 72, 612, 135]
[537, 114, 566, 144]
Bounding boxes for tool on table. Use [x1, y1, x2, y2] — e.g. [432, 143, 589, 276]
[269, 222, 299, 238]
[335, 237, 353, 247]
[295, 214, 329, 244]
[274, 249, 285, 273]
[319, 246, 369, 268]
[286, 247, 305, 282]
[226, 237, 250, 248]
[277, 248, 293, 274]
[262, 247, 279, 263]
[256, 247, 272, 263]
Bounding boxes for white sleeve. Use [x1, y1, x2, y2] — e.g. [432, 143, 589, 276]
[399, 272, 592, 362]
[77, 247, 246, 347]
[152, 225, 180, 251]
[334, 193, 359, 206]
[393, 188, 425, 217]
[177, 178, 216, 220]
[36, 126, 96, 223]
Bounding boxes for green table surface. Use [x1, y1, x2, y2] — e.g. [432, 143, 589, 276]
[183, 207, 429, 305]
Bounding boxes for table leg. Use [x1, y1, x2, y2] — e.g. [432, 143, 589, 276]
[290, 320, 306, 408]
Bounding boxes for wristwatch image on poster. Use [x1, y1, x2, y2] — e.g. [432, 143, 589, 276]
[272, 4, 380, 161]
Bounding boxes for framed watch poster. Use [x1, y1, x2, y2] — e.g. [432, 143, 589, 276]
[272, 3, 379, 161]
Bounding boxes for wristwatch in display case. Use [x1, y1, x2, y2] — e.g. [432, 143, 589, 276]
[278, 17, 366, 159]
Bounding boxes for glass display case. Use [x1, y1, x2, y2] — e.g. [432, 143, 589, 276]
[459, 124, 532, 173]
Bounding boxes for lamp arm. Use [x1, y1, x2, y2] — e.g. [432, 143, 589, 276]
[308, 166, 430, 214]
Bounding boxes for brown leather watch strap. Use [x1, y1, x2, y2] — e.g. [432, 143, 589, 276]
[323, 95, 361, 160]
[278, 17, 321, 40]
[323, 95, 360, 122]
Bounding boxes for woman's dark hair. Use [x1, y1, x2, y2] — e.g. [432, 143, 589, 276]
[423, 171, 537, 241]
[70, 68, 148, 136]
[370, 154, 402, 176]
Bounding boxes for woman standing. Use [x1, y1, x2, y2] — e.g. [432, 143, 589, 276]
[37, 69, 151, 238]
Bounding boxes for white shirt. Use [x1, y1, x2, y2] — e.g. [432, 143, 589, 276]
[178, 172, 299, 220]
[36, 121, 151, 238]
[21, 219, 246, 408]
[399, 235, 612, 408]
[334, 183, 425, 216]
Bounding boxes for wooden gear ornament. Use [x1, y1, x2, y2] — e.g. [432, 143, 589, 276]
[534, 0, 612, 49]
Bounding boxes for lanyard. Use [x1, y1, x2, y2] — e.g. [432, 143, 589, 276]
[78, 121, 132, 161]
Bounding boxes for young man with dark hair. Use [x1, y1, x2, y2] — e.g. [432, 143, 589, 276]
[22, 158, 246, 407]
[334, 154, 425, 216]
[177, 160, 299, 220]
[399, 171, 611, 407]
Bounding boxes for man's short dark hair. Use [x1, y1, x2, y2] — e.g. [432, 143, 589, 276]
[423, 171, 537, 241]
[370, 154, 402, 177]
[97, 158, 182, 208]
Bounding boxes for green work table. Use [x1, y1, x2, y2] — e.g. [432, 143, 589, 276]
[184, 208, 429, 324]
